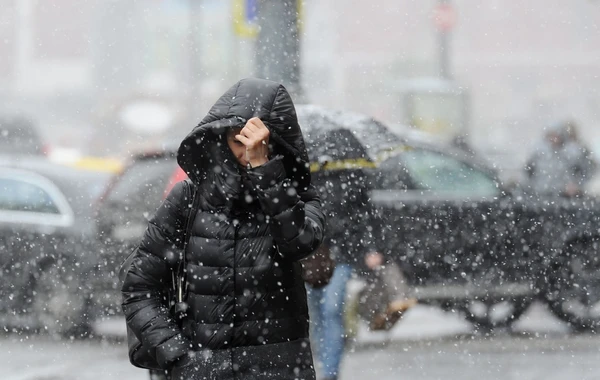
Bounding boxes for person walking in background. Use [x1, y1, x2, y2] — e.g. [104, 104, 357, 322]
[525, 119, 596, 197]
[562, 119, 597, 191]
[121, 78, 325, 380]
[307, 169, 415, 380]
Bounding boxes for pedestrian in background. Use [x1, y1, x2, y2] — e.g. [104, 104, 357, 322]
[525, 119, 596, 197]
[562, 120, 597, 191]
[307, 168, 415, 380]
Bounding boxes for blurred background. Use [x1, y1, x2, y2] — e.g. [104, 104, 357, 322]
[2, 0, 599, 173]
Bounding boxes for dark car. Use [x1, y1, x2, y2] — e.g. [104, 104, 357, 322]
[92, 146, 186, 321]
[0, 115, 46, 156]
[0, 156, 110, 336]
[296, 105, 600, 331]
[368, 128, 600, 330]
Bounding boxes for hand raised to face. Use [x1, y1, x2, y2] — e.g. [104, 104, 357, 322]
[234, 117, 270, 168]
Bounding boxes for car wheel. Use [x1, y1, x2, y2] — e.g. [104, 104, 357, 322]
[30, 262, 89, 338]
[544, 238, 600, 331]
[461, 296, 532, 331]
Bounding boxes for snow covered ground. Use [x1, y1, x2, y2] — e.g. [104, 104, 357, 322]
[2, 302, 591, 380]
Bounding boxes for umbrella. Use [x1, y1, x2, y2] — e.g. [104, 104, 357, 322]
[295, 104, 402, 172]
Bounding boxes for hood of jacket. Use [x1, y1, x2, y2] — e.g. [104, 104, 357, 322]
[177, 78, 311, 197]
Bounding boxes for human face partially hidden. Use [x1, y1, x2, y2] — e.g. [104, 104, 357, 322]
[226, 127, 248, 167]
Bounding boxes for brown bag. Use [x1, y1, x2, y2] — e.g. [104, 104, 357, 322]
[301, 245, 335, 288]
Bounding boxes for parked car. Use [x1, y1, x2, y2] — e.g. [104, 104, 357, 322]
[92, 146, 186, 322]
[0, 156, 110, 337]
[297, 105, 600, 331]
[370, 128, 600, 330]
[0, 115, 47, 156]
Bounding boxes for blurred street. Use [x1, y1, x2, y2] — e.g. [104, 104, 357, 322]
[4, 302, 600, 380]
[343, 334, 600, 380]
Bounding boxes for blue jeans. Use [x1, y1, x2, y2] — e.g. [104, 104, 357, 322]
[306, 263, 353, 379]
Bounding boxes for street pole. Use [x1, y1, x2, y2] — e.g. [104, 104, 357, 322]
[255, 0, 304, 100]
[438, 0, 451, 79]
[188, 0, 201, 118]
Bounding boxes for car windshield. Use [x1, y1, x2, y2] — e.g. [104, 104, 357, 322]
[385, 148, 500, 197]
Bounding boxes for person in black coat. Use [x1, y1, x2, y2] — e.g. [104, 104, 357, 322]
[121, 78, 325, 380]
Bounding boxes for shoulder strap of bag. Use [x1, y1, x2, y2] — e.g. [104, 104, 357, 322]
[175, 179, 199, 302]
[118, 247, 137, 284]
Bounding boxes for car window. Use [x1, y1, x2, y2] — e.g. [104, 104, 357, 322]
[368, 161, 412, 190]
[107, 156, 177, 213]
[0, 177, 61, 214]
[396, 149, 499, 197]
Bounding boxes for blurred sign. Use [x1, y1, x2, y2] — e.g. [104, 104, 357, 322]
[433, 3, 456, 31]
[233, 0, 258, 38]
[233, 0, 303, 38]
[396, 77, 469, 143]
[409, 92, 464, 137]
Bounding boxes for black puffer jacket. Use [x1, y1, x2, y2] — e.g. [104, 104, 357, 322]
[121, 78, 325, 380]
